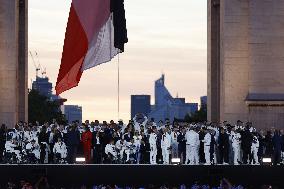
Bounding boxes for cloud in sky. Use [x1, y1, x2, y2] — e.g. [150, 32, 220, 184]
[28, 0, 207, 122]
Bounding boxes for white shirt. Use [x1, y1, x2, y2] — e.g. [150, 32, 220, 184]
[105, 144, 117, 157]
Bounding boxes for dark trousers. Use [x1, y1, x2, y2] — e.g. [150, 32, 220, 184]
[178, 148, 186, 164]
[242, 148, 251, 164]
[93, 144, 102, 164]
[67, 145, 78, 164]
[40, 144, 46, 163]
[0, 145, 4, 162]
[219, 146, 229, 164]
[273, 150, 281, 165]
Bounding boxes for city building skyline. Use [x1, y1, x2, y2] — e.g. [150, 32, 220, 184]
[28, 0, 207, 122]
[131, 95, 151, 119]
[148, 74, 198, 122]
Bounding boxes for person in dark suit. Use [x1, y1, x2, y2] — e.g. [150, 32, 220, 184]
[241, 125, 253, 164]
[38, 126, 49, 163]
[65, 125, 80, 164]
[218, 127, 229, 164]
[92, 130, 103, 164]
[0, 124, 7, 162]
[123, 128, 133, 142]
[177, 127, 186, 164]
[272, 130, 283, 165]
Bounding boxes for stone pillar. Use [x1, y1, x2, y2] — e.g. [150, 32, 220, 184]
[0, 0, 28, 128]
[207, 0, 221, 123]
[208, 0, 284, 129]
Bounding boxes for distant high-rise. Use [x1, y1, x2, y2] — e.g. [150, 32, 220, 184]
[200, 96, 207, 109]
[0, 0, 28, 127]
[32, 77, 53, 98]
[131, 95, 151, 119]
[63, 105, 82, 124]
[149, 75, 198, 122]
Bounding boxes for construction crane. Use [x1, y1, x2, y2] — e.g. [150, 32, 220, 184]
[29, 51, 46, 78]
[29, 51, 41, 78]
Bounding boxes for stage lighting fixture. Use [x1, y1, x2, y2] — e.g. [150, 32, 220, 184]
[262, 158, 272, 163]
[171, 158, 181, 165]
[76, 157, 86, 164]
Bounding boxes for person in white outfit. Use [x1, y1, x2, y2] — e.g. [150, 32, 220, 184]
[185, 128, 200, 165]
[5, 138, 22, 162]
[161, 128, 171, 164]
[251, 133, 260, 165]
[133, 114, 148, 132]
[231, 128, 242, 165]
[203, 130, 211, 165]
[171, 128, 179, 159]
[133, 131, 142, 163]
[105, 140, 117, 162]
[149, 128, 157, 164]
[53, 137, 67, 161]
[26, 139, 41, 160]
[115, 138, 127, 161]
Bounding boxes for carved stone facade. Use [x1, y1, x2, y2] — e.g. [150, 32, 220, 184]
[208, 0, 284, 129]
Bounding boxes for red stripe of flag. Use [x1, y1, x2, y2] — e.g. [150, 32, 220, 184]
[55, 4, 88, 95]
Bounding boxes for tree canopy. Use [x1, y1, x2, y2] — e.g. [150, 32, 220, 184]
[28, 89, 66, 124]
[184, 106, 207, 123]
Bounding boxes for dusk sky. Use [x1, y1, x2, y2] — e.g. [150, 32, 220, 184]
[28, 0, 207, 122]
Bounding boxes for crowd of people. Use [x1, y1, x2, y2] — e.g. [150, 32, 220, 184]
[3, 177, 278, 189]
[0, 114, 284, 165]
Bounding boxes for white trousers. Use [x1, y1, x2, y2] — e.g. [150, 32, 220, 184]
[162, 147, 170, 164]
[186, 145, 199, 165]
[233, 145, 240, 165]
[251, 146, 259, 164]
[150, 146, 157, 164]
[204, 145, 210, 164]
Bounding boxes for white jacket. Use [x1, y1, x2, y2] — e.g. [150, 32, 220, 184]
[252, 136, 259, 149]
[149, 133, 157, 147]
[105, 144, 117, 158]
[26, 142, 41, 159]
[185, 130, 199, 146]
[161, 133, 171, 149]
[53, 142, 67, 158]
[203, 133, 211, 146]
[171, 132, 179, 144]
[232, 132, 241, 148]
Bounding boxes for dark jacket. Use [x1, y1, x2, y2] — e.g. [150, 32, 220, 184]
[218, 133, 229, 149]
[241, 130, 253, 150]
[177, 133, 186, 151]
[272, 134, 283, 152]
[66, 130, 80, 146]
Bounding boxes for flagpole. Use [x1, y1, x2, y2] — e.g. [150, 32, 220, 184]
[118, 53, 120, 121]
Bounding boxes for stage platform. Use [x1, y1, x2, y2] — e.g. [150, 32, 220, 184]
[0, 165, 283, 187]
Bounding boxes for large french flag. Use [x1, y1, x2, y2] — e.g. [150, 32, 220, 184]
[56, 0, 125, 95]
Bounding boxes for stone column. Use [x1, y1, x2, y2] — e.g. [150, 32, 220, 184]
[0, 0, 28, 128]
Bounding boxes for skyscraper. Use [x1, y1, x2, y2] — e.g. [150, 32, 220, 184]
[208, 0, 284, 128]
[200, 96, 207, 109]
[63, 105, 82, 124]
[131, 95, 151, 119]
[149, 74, 198, 122]
[0, 0, 28, 127]
[32, 77, 53, 98]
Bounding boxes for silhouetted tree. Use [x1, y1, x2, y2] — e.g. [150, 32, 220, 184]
[184, 106, 207, 123]
[28, 89, 66, 124]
